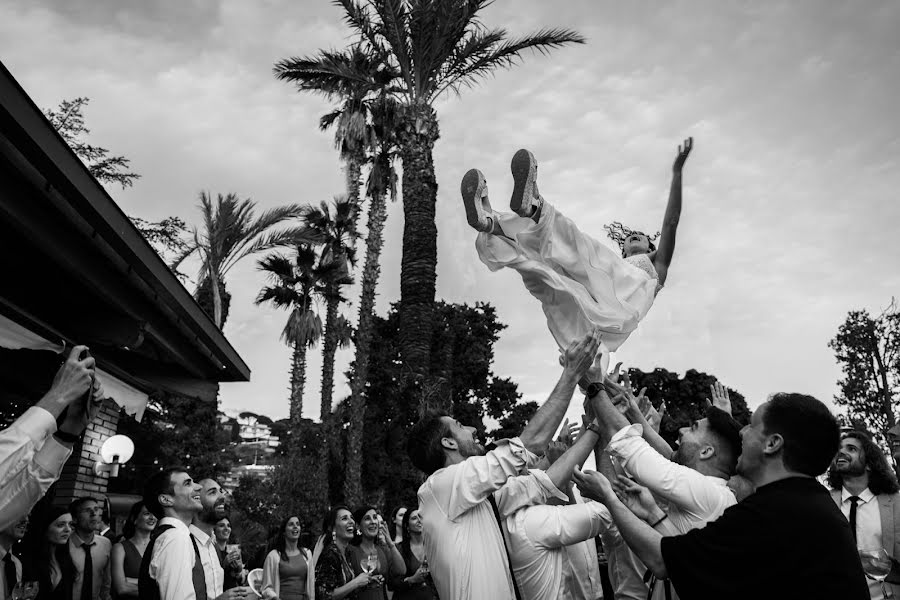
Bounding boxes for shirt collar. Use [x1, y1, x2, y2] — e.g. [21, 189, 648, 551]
[189, 524, 214, 545]
[70, 532, 94, 547]
[841, 487, 875, 503]
[159, 517, 190, 531]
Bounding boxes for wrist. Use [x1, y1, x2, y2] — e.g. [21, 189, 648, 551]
[53, 429, 80, 446]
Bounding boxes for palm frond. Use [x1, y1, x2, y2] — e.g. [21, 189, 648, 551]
[256, 285, 301, 308]
[224, 226, 314, 274]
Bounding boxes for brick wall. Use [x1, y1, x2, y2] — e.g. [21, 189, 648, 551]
[53, 398, 121, 506]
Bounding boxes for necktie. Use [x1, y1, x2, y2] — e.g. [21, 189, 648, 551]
[81, 542, 94, 600]
[3, 554, 16, 597]
[848, 496, 860, 543]
[486, 494, 522, 600]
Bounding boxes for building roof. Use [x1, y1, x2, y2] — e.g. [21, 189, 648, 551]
[0, 60, 250, 400]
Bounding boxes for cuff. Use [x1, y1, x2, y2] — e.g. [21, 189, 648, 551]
[14, 407, 58, 445]
[606, 423, 643, 452]
[527, 469, 569, 503]
[34, 436, 72, 477]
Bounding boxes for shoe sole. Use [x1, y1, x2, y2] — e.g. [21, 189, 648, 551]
[510, 149, 537, 217]
[461, 169, 489, 230]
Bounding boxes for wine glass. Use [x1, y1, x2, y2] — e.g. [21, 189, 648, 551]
[859, 548, 894, 598]
[361, 554, 379, 575]
[12, 582, 39, 600]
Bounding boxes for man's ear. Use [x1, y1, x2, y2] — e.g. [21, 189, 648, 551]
[440, 436, 457, 452]
[159, 494, 174, 508]
[763, 433, 784, 456]
[699, 444, 716, 461]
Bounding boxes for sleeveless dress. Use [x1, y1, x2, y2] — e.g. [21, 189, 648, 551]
[114, 540, 143, 599]
[476, 202, 661, 368]
[278, 553, 308, 600]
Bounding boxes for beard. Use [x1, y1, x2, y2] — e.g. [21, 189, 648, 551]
[833, 456, 865, 477]
[458, 438, 486, 458]
[200, 502, 227, 524]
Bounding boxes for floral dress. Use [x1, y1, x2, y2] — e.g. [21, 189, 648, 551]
[315, 544, 357, 600]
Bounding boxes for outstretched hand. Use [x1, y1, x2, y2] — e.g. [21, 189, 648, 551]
[561, 329, 602, 381]
[611, 476, 660, 522]
[573, 467, 616, 504]
[673, 137, 692, 173]
[705, 381, 732, 415]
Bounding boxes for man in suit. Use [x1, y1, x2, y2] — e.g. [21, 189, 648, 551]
[827, 430, 900, 600]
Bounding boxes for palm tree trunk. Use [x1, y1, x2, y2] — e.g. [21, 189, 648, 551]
[320, 289, 341, 423]
[289, 340, 307, 429]
[343, 186, 389, 506]
[210, 269, 223, 328]
[397, 103, 440, 407]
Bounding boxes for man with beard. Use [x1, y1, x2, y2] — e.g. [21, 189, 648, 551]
[827, 430, 900, 600]
[0, 515, 27, 600]
[592, 380, 742, 600]
[69, 497, 112, 600]
[574, 392, 869, 600]
[406, 330, 601, 600]
[191, 479, 251, 600]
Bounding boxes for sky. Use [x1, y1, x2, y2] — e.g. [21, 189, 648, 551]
[2, 0, 898, 426]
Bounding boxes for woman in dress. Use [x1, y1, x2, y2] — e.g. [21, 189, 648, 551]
[262, 516, 310, 600]
[213, 517, 245, 591]
[462, 139, 693, 373]
[110, 501, 156, 599]
[307, 506, 376, 600]
[20, 505, 75, 600]
[387, 507, 406, 546]
[346, 507, 405, 600]
[390, 509, 436, 600]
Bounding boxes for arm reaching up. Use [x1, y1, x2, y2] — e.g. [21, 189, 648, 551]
[519, 329, 601, 454]
[652, 137, 692, 286]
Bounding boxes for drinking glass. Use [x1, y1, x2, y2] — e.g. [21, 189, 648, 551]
[859, 549, 894, 599]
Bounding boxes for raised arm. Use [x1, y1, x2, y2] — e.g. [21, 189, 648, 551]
[652, 137, 692, 286]
[519, 330, 601, 454]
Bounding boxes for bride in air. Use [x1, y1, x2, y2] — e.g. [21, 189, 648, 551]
[461, 138, 693, 372]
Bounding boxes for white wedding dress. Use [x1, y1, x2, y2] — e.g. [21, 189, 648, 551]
[475, 202, 661, 371]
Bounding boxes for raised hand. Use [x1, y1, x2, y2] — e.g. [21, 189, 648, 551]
[705, 381, 732, 416]
[611, 476, 660, 522]
[673, 137, 693, 173]
[546, 440, 567, 465]
[562, 329, 602, 380]
[573, 467, 616, 504]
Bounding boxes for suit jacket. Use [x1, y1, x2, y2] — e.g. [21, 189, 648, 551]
[830, 489, 900, 597]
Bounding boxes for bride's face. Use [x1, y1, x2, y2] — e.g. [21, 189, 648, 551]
[623, 233, 650, 257]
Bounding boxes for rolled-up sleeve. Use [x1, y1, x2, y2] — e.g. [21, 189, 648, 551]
[432, 438, 532, 520]
[524, 501, 613, 549]
[607, 424, 725, 515]
[0, 407, 72, 532]
[495, 469, 568, 517]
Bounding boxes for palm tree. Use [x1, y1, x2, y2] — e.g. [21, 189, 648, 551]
[172, 192, 306, 329]
[256, 244, 331, 427]
[298, 196, 360, 423]
[273, 1, 585, 404]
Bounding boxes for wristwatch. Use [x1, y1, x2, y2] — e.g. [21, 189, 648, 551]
[53, 429, 81, 444]
[585, 382, 603, 399]
[585, 422, 601, 436]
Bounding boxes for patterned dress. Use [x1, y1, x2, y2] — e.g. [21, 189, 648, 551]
[314, 544, 357, 600]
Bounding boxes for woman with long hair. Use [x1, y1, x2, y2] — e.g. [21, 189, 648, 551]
[19, 504, 75, 600]
[213, 517, 245, 591]
[110, 501, 156, 599]
[261, 516, 309, 600]
[306, 506, 376, 600]
[387, 507, 406, 546]
[391, 508, 436, 600]
[347, 506, 405, 600]
[462, 139, 693, 374]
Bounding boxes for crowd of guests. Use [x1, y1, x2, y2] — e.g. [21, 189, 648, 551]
[2, 342, 900, 599]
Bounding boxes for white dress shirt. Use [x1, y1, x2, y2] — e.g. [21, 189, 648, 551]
[600, 523, 648, 600]
[148, 518, 199, 600]
[0, 546, 23, 600]
[840, 487, 884, 600]
[69, 533, 112, 600]
[189, 525, 224, 600]
[564, 537, 604, 600]
[418, 437, 544, 600]
[0, 407, 72, 532]
[499, 472, 607, 600]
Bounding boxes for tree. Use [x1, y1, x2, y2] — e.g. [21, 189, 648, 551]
[829, 299, 899, 444]
[256, 244, 332, 427]
[275, 1, 584, 406]
[335, 300, 533, 509]
[627, 368, 751, 449]
[297, 197, 359, 422]
[171, 192, 306, 329]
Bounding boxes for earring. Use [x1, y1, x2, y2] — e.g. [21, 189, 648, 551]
[331, 531, 337, 544]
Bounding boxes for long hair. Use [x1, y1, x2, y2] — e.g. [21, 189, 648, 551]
[269, 516, 302, 562]
[827, 431, 900, 495]
[20, 503, 75, 599]
[387, 505, 406, 541]
[397, 507, 416, 575]
[350, 505, 379, 546]
[307, 505, 352, 600]
[121, 501, 147, 540]
[604, 221, 660, 256]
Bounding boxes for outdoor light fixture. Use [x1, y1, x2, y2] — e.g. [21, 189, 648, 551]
[95, 434, 135, 478]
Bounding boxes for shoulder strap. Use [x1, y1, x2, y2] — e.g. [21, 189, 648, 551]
[138, 525, 174, 600]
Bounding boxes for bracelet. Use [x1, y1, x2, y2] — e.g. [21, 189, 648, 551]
[650, 514, 668, 528]
[53, 429, 80, 444]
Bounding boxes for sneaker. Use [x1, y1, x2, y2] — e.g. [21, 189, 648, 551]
[461, 169, 493, 233]
[510, 149, 543, 218]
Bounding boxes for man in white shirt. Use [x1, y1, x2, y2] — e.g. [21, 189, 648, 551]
[0, 515, 27, 600]
[0, 345, 98, 532]
[68, 497, 112, 600]
[407, 329, 601, 600]
[191, 479, 250, 600]
[827, 430, 900, 600]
